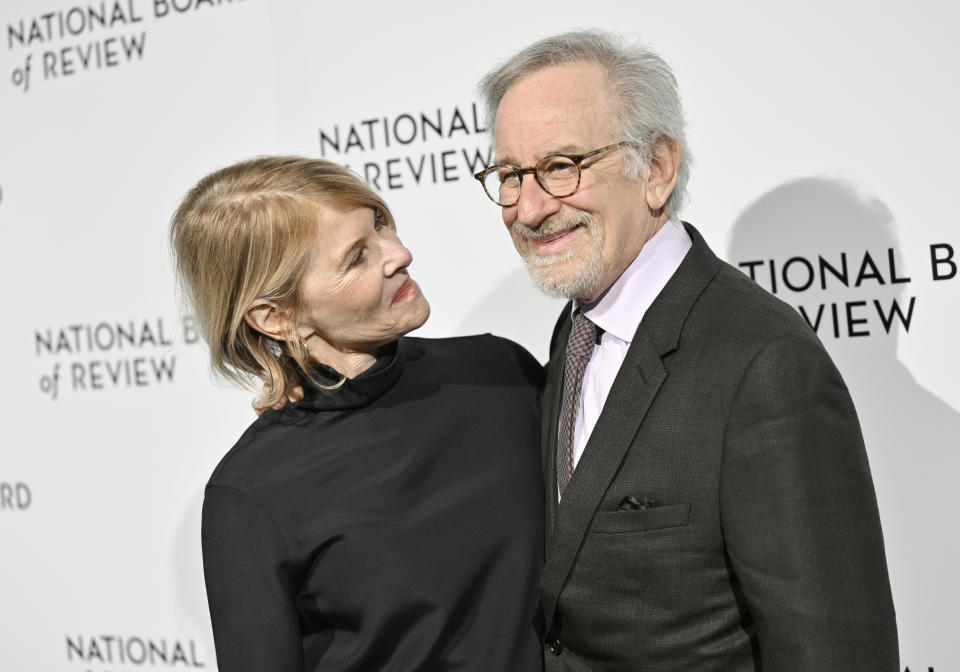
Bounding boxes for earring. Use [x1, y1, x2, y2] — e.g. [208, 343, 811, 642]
[298, 333, 346, 391]
[267, 339, 283, 358]
[315, 374, 347, 391]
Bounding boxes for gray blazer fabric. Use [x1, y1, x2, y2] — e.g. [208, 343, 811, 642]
[540, 223, 898, 671]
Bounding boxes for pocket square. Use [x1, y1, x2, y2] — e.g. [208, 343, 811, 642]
[617, 495, 661, 511]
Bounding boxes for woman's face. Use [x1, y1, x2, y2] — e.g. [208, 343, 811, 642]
[295, 203, 430, 362]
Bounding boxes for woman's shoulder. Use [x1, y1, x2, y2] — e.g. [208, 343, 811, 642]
[205, 410, 313, 493]
[403, 333, 534, 363]
[403, 334, 545, 389]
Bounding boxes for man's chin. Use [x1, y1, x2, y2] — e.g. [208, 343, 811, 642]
[524, 259, 602, 301]
[522, 248, 573, 269]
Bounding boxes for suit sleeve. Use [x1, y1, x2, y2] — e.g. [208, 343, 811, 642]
[720, 334, 899, 670]
[201, 484, 305, 670]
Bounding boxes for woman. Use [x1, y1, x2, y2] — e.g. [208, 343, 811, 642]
[170, 156, 545, 671]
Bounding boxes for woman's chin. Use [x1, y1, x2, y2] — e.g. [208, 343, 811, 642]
[402, 297, 431, 336]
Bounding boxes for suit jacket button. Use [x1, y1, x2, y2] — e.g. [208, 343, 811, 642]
[547, 638, 562, 655]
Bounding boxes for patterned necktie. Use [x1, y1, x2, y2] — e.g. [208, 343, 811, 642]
[557, 312, 596, 494]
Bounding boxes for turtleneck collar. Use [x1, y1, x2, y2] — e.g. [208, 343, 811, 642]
[295, 339, 406, 411]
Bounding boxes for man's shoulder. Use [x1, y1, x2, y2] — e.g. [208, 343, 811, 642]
[707, 259, 814, 336]
[640, 223, 816, 354]
[666, 256, 834, 381]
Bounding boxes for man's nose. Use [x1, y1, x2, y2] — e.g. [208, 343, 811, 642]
[514, 173, 562, 228]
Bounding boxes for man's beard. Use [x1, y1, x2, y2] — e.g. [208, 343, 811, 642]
[511, 210, 606, 300]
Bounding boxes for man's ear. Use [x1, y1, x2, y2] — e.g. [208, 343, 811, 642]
[244, 302, 290, 341]
[644, 134, 680, 212]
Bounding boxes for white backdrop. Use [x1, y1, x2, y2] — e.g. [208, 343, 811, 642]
[1, 1, 957, 670]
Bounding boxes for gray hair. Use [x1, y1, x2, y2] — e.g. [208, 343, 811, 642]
[478, 29, 691, 216]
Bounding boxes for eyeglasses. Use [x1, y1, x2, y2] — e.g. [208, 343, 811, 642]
[474, 141, 630, 207]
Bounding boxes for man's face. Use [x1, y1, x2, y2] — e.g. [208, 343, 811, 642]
[493, 62, 663, 303]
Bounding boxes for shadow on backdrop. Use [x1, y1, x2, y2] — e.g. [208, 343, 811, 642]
[727, 177, 959, 657]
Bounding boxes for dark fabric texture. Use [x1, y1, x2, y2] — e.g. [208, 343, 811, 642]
[557, 313, 597, 494]
[539, 223, 899, 671]
[201, 335, 546, 672]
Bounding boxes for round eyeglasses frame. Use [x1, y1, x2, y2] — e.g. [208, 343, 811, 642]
[474, 141, 631, 207]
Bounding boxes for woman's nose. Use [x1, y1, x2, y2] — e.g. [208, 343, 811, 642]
[382, 236, 413, 275]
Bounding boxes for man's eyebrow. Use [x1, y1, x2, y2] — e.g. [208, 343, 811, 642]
[546, 144, 583, 156]
[494, 145, 584, 166]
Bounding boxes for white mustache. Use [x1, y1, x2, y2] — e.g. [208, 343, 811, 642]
[511, 211, 593, 241]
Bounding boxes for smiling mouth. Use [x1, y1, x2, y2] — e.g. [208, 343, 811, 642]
[537, 228, 578, 244]
[391, 278, 418, 305]
[528, 224, 585, 253]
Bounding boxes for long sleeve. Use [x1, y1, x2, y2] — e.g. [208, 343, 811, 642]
[201, 484, 306, 671]
[199, 335, 544, 671]
[721, 333, 899, 670]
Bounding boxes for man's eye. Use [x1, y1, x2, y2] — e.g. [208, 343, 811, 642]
[540, 158, 576, 176]
[498, 169, 519, 186]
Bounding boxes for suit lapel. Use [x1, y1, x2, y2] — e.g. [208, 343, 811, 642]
[539, 327, 667, 628]
[542, 308, 573, 545]
[539, 222, 722, 633]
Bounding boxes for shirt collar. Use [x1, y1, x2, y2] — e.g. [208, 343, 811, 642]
[578, 218, 692, 343]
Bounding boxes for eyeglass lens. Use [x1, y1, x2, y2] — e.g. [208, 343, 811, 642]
[482, 155, 581, 206]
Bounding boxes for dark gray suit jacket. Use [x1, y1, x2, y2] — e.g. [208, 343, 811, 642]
[539, 223, 898, 671]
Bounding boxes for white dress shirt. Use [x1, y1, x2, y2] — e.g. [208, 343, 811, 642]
[570, 218, 692, 472]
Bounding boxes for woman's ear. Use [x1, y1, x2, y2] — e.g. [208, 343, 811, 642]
[644, 134, 680, 212]
[244, 302, 290, 341]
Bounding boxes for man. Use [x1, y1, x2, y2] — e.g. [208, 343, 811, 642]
[475, 30, 898, 670]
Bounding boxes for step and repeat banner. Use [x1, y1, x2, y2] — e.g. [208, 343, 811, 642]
[1, 1, 957, 670]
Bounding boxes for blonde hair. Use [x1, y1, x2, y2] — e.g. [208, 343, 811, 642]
[170, 156, 393, 410]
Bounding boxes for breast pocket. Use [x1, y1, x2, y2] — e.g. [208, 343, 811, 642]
[590, 502, 691, 534]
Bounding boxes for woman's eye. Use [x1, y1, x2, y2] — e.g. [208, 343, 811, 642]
[349, 248, 366, 268]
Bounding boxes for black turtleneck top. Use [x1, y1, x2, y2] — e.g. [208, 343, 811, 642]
[201, 335, 545, 671]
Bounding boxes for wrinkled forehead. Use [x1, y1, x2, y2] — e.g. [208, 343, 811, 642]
[493, 62, 615, 162]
